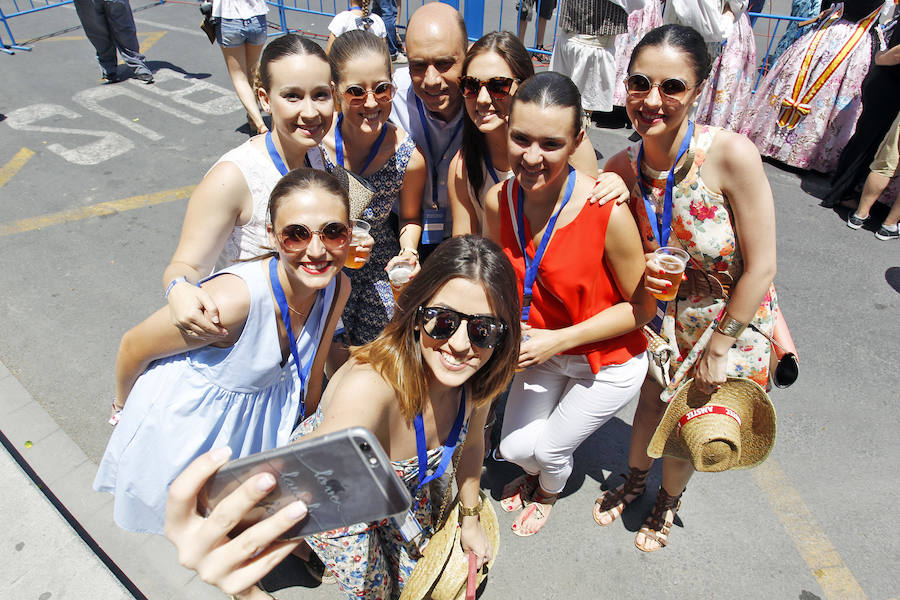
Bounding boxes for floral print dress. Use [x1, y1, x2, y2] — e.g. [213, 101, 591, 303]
[626, 125, 778, 394]
[321, 136, 416, 345]
[291, 405, 469, 599]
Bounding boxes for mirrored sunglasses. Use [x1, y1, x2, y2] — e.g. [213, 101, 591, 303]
[459, 76, 517, 100]
[418, 306, 507, 350]
[342, 82, 395, 106]
[278, 222, 350, 253]
[625, 74, 692, 100]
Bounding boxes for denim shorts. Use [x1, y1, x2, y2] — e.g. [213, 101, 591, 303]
[216, 14, 267, 47]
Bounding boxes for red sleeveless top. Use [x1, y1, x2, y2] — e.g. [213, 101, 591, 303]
[499, 178, 647, 373]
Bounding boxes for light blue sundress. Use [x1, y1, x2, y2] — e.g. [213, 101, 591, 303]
[93, 259, 335, 534]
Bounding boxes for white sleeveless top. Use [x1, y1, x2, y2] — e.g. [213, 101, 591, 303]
[211, 139, 282, 267]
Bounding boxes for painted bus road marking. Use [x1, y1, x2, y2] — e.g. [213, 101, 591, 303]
[5, 104, 134, 166]
[73, 83, 203, 141]
[135, 68, 243, 115]
[0, 185, 196, 236]
[0, 148, 35, 189]
[753, 460, 867, 599]
[3, 68, 243, 166]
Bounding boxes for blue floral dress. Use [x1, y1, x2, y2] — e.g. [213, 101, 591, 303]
[320, 136, 416, 345]
[291, 406, 469, 599]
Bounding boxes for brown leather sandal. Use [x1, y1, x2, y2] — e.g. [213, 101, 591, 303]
[593, 466, 649, 526]
[500, 473, 539, 513]
[635, 486, 683, 553]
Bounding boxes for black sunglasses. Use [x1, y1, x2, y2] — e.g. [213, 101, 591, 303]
[417, 306, 507, 350]
[459, 76, 517, 100]
[625, 74, 692, 100]
[278, 222, 350, 253]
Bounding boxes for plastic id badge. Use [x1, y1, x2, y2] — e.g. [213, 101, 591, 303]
[392, 508, 426, 548]
[422, 208, 447, 245]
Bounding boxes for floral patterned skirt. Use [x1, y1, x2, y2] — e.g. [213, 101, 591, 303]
[694, 13, 756, 132]
[612, 1, 664, 107]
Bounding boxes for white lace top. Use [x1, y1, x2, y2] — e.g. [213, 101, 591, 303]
[210, 140, 281, 267]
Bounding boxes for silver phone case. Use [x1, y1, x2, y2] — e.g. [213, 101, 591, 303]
[201, 427, 412, 539]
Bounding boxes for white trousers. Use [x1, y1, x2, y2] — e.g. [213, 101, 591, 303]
[499, 352, 648, 494]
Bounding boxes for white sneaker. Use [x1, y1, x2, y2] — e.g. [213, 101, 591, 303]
[392, 52, 408, 64]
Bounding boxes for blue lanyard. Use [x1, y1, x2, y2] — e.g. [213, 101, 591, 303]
[265, 131, 289, 176]
[483, 149, 500, 185]
[334, 113, 388, 175]
[515, 166, 577, 322]
[413, 388, 466, 491]
[415, 96, 463, 207]
[636, 120, 694, 248]
[268, 256, 318, 419]
[637, 120, 693, 332]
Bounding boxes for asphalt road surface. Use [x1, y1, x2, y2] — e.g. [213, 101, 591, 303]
[1, 1, 898, 599]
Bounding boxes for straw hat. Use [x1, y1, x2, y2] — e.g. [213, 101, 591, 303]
[647, 378, 776, 472]
[399, 493, 500, 600]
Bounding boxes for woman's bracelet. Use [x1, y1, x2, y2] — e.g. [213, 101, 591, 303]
[715, 311, 747, 339]
[164, 276, 198, 300]
[458, 496, 483, 519]
[399, 247, 419, 259]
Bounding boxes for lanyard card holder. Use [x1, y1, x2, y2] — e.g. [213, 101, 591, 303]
[393, 508, 427, 549]
[422, 207, 447, 245]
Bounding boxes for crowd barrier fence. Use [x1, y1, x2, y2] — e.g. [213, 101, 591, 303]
[748, 12, 806, 90]
[0, 0, 75, 54]
[0, 0, 821, 89]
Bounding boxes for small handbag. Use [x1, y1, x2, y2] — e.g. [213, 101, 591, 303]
[752, 306, 799, 389]
[643, 325, 675, 388]
[199, 1, 217, 44]
[306, 147, 376, 221]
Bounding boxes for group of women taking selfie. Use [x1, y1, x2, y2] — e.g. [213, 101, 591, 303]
[94, 14, 779, 600]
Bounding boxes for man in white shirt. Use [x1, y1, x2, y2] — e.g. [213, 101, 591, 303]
[389, 2, 468, 260]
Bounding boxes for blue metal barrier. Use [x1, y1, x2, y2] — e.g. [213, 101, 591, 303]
[747, 12, 807, 90]
[251, 0, 806, 81]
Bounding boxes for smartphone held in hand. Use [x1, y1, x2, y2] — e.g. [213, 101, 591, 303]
[200, 427, 412, 539]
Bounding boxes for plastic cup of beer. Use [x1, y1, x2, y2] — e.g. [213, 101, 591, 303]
[344, 219, 371, 269]
[387, 261, 414, 301]
[651, 247, 689, 301]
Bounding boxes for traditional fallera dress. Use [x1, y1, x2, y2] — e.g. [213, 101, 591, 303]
[550, 0, 630, 112]
[665, 0, 757, 131]
[612, 0, 664, 107]
[767, 0, 824, 68]
[740, 1, 884, 172]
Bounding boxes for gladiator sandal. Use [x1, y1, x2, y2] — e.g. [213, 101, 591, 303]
[635, 486, 684, 553]
[500, 473, 539, 513]
[592, 466, 649, 526]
